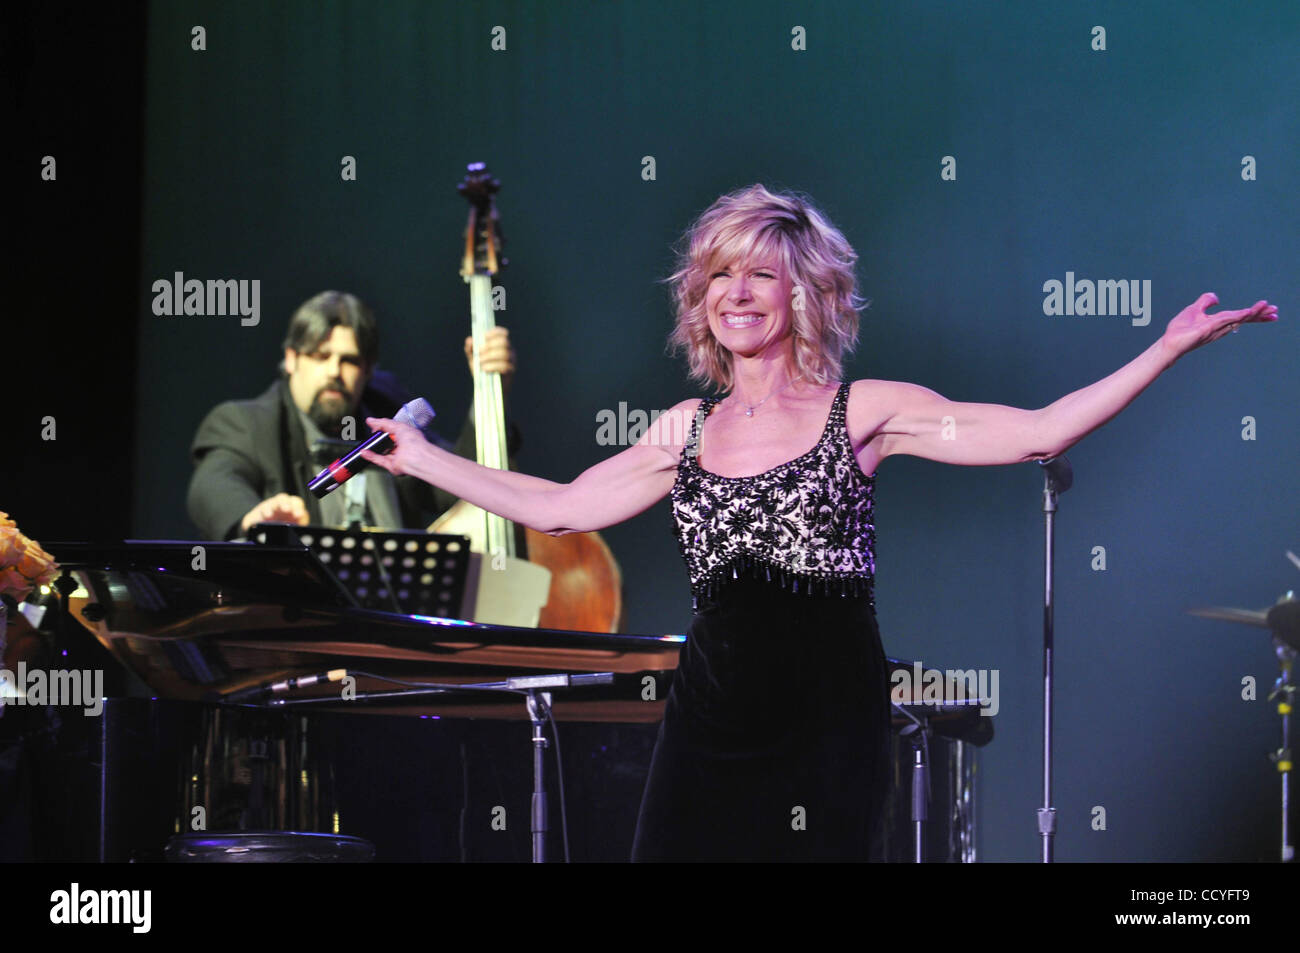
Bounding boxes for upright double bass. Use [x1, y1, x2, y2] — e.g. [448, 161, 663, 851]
[430, 163, 624, 633]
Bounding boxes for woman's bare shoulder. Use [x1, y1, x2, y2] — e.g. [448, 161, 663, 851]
[846, 377, 891, 403]
[846, 377, 906, 437]
[637, 396, 708, 460]
[848, 376, 918, 401]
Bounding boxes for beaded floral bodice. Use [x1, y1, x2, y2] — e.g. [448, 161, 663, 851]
[671, 380, 876, 610]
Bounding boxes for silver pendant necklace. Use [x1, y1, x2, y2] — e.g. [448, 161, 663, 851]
[734, 375, 803, 417]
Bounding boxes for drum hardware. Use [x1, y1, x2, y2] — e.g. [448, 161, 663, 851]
[1189, 583, 1298, 863]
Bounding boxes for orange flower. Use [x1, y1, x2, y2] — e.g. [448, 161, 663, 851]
[15, 546, 53, 579]
[0, 565, 31, 600]
[0, 526, 19, 563]
[0, 513, 60, 598]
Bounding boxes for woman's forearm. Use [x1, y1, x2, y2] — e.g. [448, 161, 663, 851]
[1039, 337, 1180, 456]
[409, 442, 566, 532]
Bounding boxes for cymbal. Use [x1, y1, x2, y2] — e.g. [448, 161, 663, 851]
[1187, 606, 1271, 628]
[1188, 595, 1300, 651]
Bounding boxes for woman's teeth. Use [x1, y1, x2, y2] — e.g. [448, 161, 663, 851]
[723, 313, 763, 328]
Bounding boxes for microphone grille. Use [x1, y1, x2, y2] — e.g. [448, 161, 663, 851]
[395, 397, 436, 430]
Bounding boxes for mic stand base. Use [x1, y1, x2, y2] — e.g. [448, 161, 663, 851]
[526, 690, 551, 864]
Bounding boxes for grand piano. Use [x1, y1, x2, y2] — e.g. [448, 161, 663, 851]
[3, 540, 991, 862]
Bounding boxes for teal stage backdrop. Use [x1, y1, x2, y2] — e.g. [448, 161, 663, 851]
[132, 0, 1300, 862]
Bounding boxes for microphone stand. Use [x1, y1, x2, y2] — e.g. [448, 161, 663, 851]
[893, 696, 986, 862]
[893, 703, 932, 862]
[1036, 455, 1073, 862]
[525, 690, 552, 863]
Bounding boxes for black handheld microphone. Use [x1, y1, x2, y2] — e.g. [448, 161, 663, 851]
[307, 398, 435, 498]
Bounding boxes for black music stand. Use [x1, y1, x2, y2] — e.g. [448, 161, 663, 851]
[252, 523, 470, 619]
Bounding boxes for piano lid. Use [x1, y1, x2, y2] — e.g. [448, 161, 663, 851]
[40, 541, 684, 721]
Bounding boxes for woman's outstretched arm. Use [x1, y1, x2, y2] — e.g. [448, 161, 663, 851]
[359, 398, 700, 536]
[870, 293, 1277, 467]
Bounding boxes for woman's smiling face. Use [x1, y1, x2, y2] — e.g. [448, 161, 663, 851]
[705, 256, 795, 359]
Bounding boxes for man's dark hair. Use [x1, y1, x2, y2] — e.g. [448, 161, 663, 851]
[282, 291, 380, 366]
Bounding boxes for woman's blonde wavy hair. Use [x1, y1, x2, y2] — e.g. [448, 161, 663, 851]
[666, 184, 868, 393]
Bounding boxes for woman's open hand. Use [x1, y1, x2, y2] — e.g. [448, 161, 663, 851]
[1161, 293, 1277, 359]
[360, 416, 430, 479]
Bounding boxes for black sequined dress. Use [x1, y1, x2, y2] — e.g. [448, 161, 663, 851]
[631, 381, 893, 862]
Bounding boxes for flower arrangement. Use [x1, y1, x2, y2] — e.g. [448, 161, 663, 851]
[0, 511, 59, 601]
